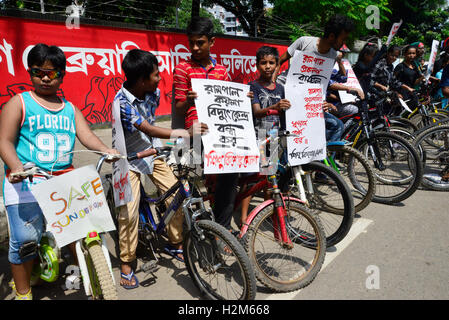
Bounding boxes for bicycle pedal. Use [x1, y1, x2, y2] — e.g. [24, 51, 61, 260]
[141, 261, 159, 274]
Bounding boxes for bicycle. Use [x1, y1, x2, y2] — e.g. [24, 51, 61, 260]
[341, 91, 423, 204]
[8, 153, 121, 300]
[104, 146, 257, 300]
[413, 124, 449, 191]
[233, 133, 327, 292]
[395, 84, 448, 129]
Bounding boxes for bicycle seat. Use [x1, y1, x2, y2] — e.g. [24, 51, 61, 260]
[326, 141, 347, 147]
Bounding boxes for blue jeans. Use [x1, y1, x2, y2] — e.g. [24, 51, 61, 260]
[6, 202, 44, 264]
[324, 112, 344, 142]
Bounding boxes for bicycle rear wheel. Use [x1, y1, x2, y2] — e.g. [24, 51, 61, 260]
[243, 200, 326, 292]
[301, 161, 355, 247]
[327, 144, 376, 213]
[183, 220, 256, 300]
[355, 131, 423, 204]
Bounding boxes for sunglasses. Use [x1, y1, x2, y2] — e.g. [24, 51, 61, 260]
[28, 68, 64, 80]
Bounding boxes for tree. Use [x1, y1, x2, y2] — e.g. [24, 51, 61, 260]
[191, 0, 200, 18]
[1, 0, 223, 33]
[382, 0, 449, 45]
[1, 0, 180, 27]
[202, 0, 266, 37]
[161, 0, 223, 33]
[267, 0, 391, 43]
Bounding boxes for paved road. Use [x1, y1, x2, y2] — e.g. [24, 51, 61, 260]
[1, 124, 449, 300]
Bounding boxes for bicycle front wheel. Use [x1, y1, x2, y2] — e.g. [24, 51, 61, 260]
[86, 243, 118, 300]
[183, 220, 256, 300]
[356, 131, 423, 204]
[414, 124, 449, 191]
[327, 144, 376, 213]
[301, 161, 355, 247]
[243, 200, 326, 292]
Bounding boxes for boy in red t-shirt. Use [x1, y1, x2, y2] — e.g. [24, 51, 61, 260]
[172, 17, 239, 233]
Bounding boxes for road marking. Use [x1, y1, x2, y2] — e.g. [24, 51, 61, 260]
[264, 217, 373, 300]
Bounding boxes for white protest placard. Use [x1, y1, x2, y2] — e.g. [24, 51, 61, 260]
[191, 79, 260, 174]
[285, 50, 335, 97]
[425, 39, 439, 81]
[285, 84, 326, 165]
[386, 20, 403, 46]
[334, 59, 364, 104]
[111, 97, 133, 206]
[31, 165, 116, 248]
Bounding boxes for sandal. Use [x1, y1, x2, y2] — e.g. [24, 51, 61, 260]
[15, 289, 32, 300]
[120, 270, 139, 290]
[164, 244, 184, 262]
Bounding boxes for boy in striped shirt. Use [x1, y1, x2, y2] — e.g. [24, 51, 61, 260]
[172, 17, 239, 234]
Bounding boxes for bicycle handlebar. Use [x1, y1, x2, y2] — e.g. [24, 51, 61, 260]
[9, 163, 53, 180]
[127, 146, 173, 162]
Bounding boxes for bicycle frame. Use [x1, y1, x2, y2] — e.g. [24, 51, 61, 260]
[138, 177, 192, 237]
[342, 101, 390, 171]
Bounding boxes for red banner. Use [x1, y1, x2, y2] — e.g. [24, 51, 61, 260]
[0, 16, 288, 124]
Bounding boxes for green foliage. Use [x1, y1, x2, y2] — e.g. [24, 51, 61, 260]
[268, 0, 392, 44]
[161, 0, 223, 34]
[202, 0, 265, 37]
[385, 0, 449, 46]
[381, 35, 405, 47]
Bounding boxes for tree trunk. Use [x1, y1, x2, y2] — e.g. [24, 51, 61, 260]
[191, 0, 200, 19]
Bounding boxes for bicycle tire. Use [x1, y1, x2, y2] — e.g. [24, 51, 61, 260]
[389, 126, 425, 164]
[409, 112, 447, 129]
[388, 117, 419, 133]
[86, 243, 118, 300]
[243, 200, 326, 292]
[413, 124, 449, 191]
[183, 219, 256, 300]
[355, 131, 423, 204]
[327, 144, 376, 213]
[300, 161, 355, 247]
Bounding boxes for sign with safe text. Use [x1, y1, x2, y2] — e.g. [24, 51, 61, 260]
[285, 84, 326, 165]
[31, 165, 116, 248]
[191, 79, 259, 174]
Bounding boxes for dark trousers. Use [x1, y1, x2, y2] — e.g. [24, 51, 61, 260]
[213, 173, 239, 230]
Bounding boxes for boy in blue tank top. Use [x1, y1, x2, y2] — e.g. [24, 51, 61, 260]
[0, 43, 118, 300]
